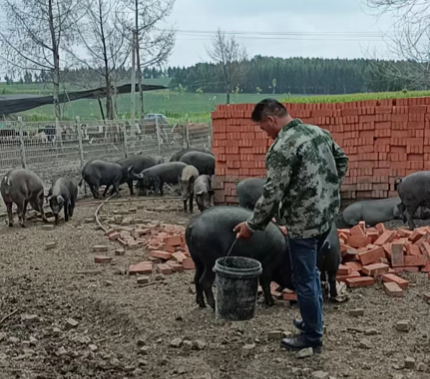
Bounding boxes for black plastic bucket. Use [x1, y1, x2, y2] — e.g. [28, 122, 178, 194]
[213, 256, 263, 321]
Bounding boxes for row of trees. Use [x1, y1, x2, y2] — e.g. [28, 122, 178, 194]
[0, 0, 175, 120]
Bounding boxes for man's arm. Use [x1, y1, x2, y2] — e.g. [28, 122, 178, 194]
[332, 140, 348, 185]
[246, 151, 294, 231]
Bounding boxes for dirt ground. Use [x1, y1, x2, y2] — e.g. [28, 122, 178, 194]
[1, 196, 430, 379]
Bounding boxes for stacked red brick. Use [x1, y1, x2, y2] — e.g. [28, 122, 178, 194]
[211, 97, 430, 204]
[338, 222, 430, 296]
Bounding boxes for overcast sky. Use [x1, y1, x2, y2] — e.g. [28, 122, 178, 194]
[165, 0, 394, 67]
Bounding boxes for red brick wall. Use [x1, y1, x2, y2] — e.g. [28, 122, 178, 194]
[211, 97, 430, 205]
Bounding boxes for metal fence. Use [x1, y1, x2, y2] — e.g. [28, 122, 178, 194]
[0, 117, 212, 189]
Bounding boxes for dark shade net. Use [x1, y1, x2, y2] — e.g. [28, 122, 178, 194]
[0, 83, 167, 116]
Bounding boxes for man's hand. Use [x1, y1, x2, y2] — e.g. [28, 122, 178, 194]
[233, 222, 253, 240]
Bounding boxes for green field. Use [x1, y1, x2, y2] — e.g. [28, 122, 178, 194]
[2, 82, 430, 123]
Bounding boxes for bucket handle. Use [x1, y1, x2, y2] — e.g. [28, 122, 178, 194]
[226, 238, 237, 258]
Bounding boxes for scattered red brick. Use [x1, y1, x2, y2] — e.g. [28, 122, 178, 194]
[129, 262, 153, 275]
[391, 243, 404, 267]
[164, 235, 182, 247]
[404, 255, 426, 267]
[94, 255, 112, 264]
[409, 230, 426, 243]
[362, 263, 389, 277]
[374, 231, 396, 246]
[338, 264, 352, 276]
[381, 274, 409, 289]
[348, 235, 372, 248]
[384, 282, 403, 297]
[406, 245, 421, 256]
[346, 277, 375, 288]
[345, 261, 363, 272]
[337, 271, 361, 283]
[157, 264, 172, 275]
[183, 258, 196, 270]
[150, 251, 173, 260]
[358, 247, 385, 266]
[283, 292, 297, 301]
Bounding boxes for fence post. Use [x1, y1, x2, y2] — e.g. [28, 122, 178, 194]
[75, 117, 87, 196]
[18, 117, 26, 169]
[185, 114, 190, 148]
[123, 120, 129, 158]
[76, 117, 84, 167]
[155, 117, 161, 156]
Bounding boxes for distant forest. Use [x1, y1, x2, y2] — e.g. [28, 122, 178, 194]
[2, 56, 418, 95]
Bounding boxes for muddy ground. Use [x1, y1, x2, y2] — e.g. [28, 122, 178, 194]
[1, 195, 430, 379]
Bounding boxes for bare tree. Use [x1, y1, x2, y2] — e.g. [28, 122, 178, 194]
[0, 0, 83, 120]
[365, 0, 430, 89]
[65, 0, 130, 120]
[120, 0, 175, 120]
[207, 29, 248, 104]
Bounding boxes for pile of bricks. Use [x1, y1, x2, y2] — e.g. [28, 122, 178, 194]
[211, 97, 430, 204]
[338, 222, 430, 297]
[103, 223, 195, 276]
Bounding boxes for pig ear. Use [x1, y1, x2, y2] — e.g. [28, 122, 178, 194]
[57, 195, 64, 205]
[128, 165, 134, 173]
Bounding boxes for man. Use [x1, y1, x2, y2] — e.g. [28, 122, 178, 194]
[234, 99, 348, 352]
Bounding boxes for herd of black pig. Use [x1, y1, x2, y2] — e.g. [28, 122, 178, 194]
[0, 148, 215, 228]
[3, 145, 430, 308]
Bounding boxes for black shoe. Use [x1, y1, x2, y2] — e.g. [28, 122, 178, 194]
[293, 318, 305, 333]
[281, 335, 322, 353]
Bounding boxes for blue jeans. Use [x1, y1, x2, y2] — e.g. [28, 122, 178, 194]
[287, 231, 329, 343]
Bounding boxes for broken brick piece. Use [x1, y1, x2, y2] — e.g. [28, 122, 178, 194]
[338, 264, 352, 276]
[351, 224, 366, 237]
[345, 261, 363, 272]
[345, 277, 375, 288]
[374, 231, 396, 246]
[172, 252, 187, 263]
[164, 235, 182, 247]
[347, 235, 372, 249]
[157, 264, 172, 275]
[409, 230, 426, 243]
[337, 271, 360, 283]
[367, 230, 380, 244]
[391, 243, 404, 267]
[362, 263, 389, 277]
[413, 233, 430, 246]
[383, 282, 403, 297]
[183, 258, 195, 270]
[420, 242, 430, 258]
[358, 247, 385, 266]
[283, 292, 297, 301]
[94, 255, 112, 264]
[404, 255, 426, 267]
[115, 248, 125, 256]
[108, 232, 120, 241]
[376, 223, 386, 235]
[381, 274, 409, 289]
[93, 245, 109, 253]
[150, 251, 173, 260]
[406, 245, 421, 256]
[129, 262, 153, 275]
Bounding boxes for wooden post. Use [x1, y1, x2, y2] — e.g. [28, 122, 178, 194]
[18, 117, 26, 169]
[155, 117, 161, 156]
[76, 117, 84, 167]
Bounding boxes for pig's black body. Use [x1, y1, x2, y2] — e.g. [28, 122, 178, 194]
[138, 162, 187, 196]
[79, 160, 137, 199]
[185, 206, 293, 309]
[170, 148, 213, 162]
[396, 171, 430, 230]
[114, 155, 158, 195]
[48, 177, 78, 224]
[1, 169, 47, 227]
[236, 178, 266, 210]
[179, 151, 215, 176]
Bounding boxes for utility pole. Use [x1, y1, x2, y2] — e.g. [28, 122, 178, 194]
[130, 29, 136, 129]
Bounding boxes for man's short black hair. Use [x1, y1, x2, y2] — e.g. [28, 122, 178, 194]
[251, 98, 288, 122]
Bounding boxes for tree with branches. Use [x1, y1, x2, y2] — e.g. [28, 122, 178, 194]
[65, 0, 130, 120]
[0, 0, 83, 120]
[120, 0, 175, 120]
[207, 29, 248, 104]
[365, 0, 430, 90]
